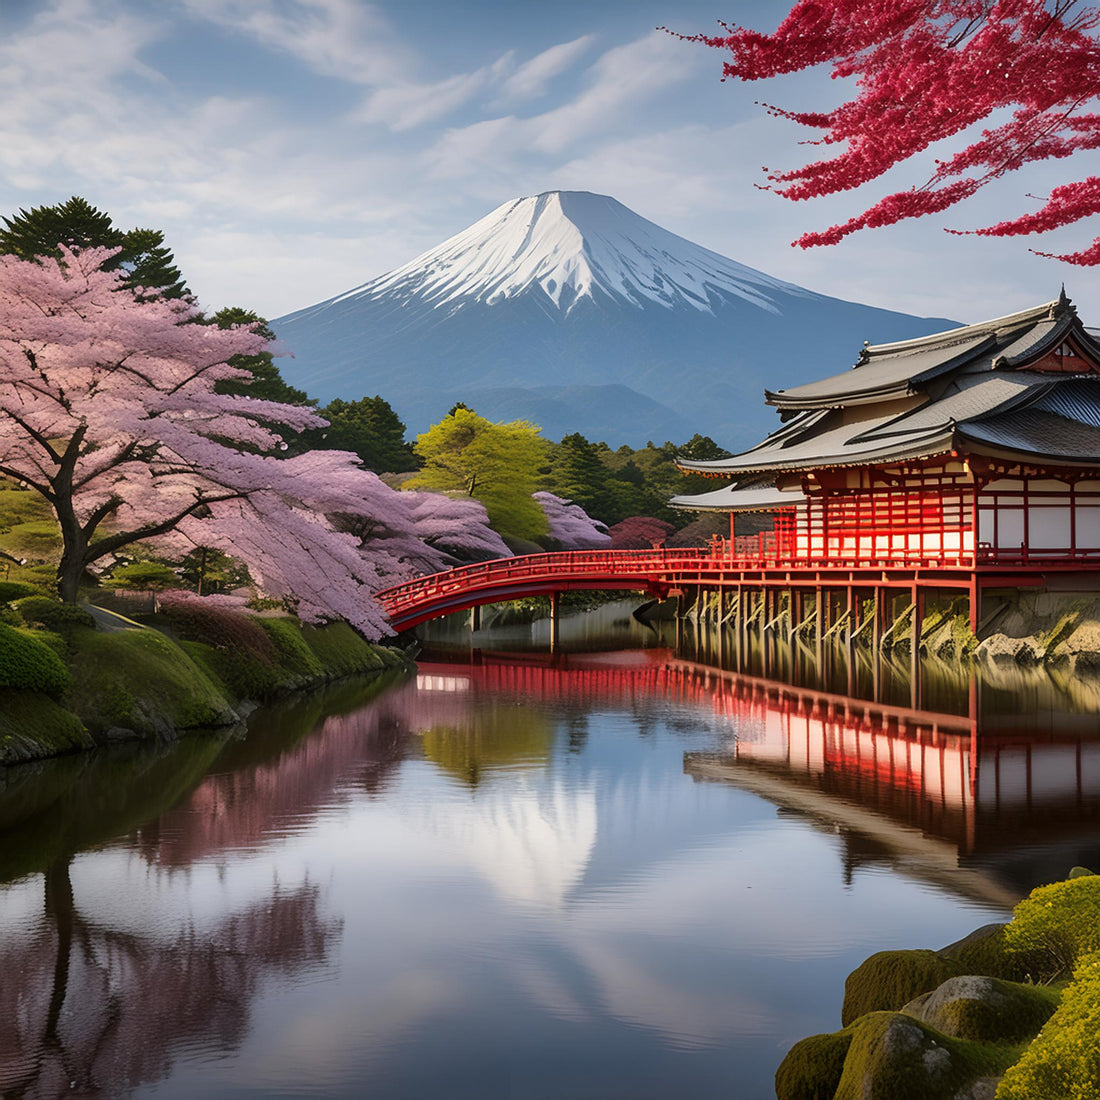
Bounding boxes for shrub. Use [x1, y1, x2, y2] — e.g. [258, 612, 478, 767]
[105, 561, 178, 591]
[996, 952, 1100, 1100]
[15, 596, 95, 635]
[0, 580, 36, 603]
[1003, 875, 1100, 982]
[0, 622, 70, 696]
[157, 596, 278, 666]
[842, 950, 963, 1026]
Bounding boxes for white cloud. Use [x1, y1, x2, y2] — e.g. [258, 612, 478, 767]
[179, 0, 413, 86]
[500, 34, 594, 102]
[356, 60, 505, 131]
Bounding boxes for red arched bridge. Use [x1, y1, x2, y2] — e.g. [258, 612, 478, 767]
[374, 533, 1015, 635]
[376, 548, 713, 632]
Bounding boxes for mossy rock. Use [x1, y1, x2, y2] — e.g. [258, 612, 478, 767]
[902, 974, 1058, 1043]
[941, 923, 1043, 984]
[1068, 865, 1096, 879]
[833, 1011, 1012, 1100]
[0, 689, 91, 764]
[775, 1028, 853, 1100]
[843, 949, 964, 1026]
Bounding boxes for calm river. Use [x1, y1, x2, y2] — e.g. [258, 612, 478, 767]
[2, 602, 1099, 1099]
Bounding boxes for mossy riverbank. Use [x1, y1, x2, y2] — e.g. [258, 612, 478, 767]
[777, 870, 1100, 1099]
[0, 596, 411, 766]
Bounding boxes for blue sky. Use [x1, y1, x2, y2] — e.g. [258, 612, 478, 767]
[2, 0, 1099, 324]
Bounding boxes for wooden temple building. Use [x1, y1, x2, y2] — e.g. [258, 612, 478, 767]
[671, 291, 1100, 635]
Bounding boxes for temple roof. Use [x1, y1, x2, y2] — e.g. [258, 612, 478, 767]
[762, 293, 1087, 411]
[668, 481, 807, 513]
[677, 293, 1100, 481]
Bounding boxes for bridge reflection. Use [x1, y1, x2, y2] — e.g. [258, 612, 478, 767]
[420, 647, 1100, 894]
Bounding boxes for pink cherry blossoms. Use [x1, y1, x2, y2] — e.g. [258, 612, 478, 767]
[0, 248, 507, 638]
[678, 0, 1100, 262]
[533, 492, 611, 549]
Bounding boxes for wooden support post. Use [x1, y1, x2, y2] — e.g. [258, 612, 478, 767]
[549, 591, 560, 653]
[969, 575, 980, 637]
[872, 586, 883, 655]
[470, 603, 481, 632]
[815, 585, 824, 667]
[910, 582, 923, 709]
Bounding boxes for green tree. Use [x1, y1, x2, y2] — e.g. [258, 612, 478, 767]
[407, 407, 548, 542]
[0, 196, 189, 299]
[211, 307, 313, 407]
[314, 395, 416, 473]
[543, 433, 613, 521]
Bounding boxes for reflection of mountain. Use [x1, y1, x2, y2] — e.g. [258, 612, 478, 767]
[408, 779, 598, 909]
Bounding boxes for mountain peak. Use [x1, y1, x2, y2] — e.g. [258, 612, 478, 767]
[331, 189, 798, 316]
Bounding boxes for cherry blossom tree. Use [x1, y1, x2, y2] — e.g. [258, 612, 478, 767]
[678, 1, 1100, 263]
[0, 247, 502, 638]
[533, 492, 611, 550]
[608, 516, 675, 550]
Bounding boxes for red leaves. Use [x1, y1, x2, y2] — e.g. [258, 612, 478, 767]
[684, 0, 1100, 260]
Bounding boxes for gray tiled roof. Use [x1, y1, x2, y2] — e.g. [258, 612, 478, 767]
[959, 408, 1100, 464]
[669, 482, 807, 512]
[672, 295, 1100, 512]
[763, 332, 995, 409]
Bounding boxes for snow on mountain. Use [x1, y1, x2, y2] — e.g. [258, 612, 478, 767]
[337, 191, 794, 315]
[273, 191, 958, 449]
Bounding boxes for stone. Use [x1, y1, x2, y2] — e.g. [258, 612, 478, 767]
[901, 974, 1056, 1043]
[834, 1012, 973, 1100]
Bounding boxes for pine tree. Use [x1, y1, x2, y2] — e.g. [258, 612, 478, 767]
[0, 196, 189, 298]
[315, 396, 417, 473]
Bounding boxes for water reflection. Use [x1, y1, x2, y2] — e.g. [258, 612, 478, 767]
[0, 623, 1098, 1098]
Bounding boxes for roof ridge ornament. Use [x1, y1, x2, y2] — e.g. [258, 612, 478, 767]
[1052, 285, 1074, 318]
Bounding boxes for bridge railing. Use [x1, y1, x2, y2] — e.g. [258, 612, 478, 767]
[376, 548, 711, 610]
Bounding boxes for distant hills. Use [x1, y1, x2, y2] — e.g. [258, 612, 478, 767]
[273, 190, 958, 449]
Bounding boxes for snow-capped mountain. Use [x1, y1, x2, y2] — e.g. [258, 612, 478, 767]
[274, 191, 957, 448]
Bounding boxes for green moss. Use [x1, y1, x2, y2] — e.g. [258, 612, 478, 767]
[0, 689, 91, 763]
[775, 1027, 853, 1100]
[1003, 875, 1100, 982]
[996, 952, 1100, 1100]
[0, 622, 70, 696]
[300, 621, 385, 676]
[843, 950, 964, 1026]
[178, 637, 276, 700]
[66, 625, 235, 735]
[947, 924, 1048, 984]
[906, 975, 1060, 1043]
[256, 616, 324, 679]
[834, 1012, 1016, 1100]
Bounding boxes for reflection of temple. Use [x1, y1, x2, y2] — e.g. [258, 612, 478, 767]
[679, 666, 1100, 900]
[431, 649, 1100, 901]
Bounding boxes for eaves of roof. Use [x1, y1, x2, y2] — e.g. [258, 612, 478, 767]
[669, 483, 808, 512]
